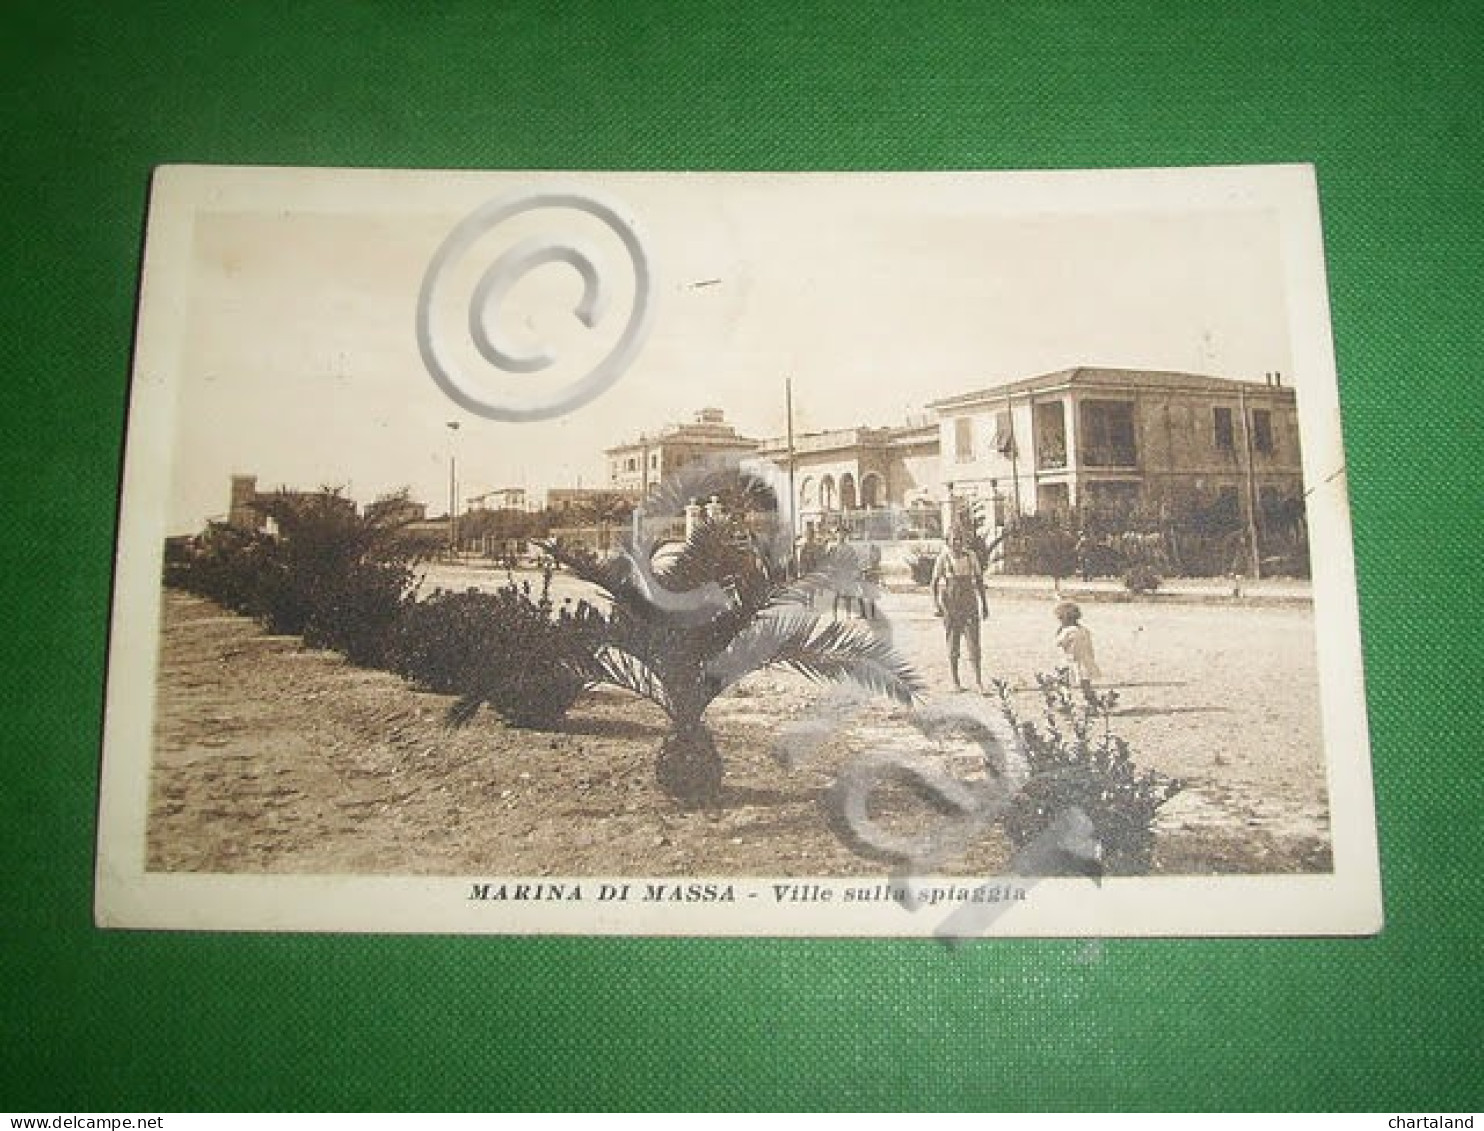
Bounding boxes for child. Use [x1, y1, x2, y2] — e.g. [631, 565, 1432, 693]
[1054, 600, 1100, 700]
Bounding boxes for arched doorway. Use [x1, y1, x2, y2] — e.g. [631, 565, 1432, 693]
[860, 473, 881, 508]
[799, 475, 816, 511]
[820, 475, 836, 512]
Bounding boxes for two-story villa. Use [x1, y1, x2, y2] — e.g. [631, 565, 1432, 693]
[926, 367, 1303, 522]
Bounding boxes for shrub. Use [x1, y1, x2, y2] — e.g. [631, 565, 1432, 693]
[1123, 564, 1162, 594]
[166, 489, 421, 668]
[390, 571, 608, 730]
[993, 674, 1181, 874]
[301, 559, 413, 667]
[549, 475, 922, 803]
[250, 490, 419, 654]
[1003, 512, 1078, 578]
[167, 522, 279, 614]
[387, 589, 494, 696]
[904, 545, 938, 586]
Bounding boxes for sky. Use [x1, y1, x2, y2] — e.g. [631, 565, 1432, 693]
[162, 169, 1299, 534]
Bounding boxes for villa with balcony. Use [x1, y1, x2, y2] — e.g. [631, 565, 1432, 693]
[926, 367, 1304, 523]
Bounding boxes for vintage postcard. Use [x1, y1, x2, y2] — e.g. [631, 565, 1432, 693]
[97, 164, 1382, 936]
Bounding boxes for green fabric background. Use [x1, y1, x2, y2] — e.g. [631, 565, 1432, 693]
[2, 0, 1480, 1113]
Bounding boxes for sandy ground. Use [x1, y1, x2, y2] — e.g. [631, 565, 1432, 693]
[147, 579, 1332, 877]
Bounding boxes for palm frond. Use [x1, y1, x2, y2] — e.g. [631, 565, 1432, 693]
[545, 535, 737, 628]
[594, 645, 675, 717]
[653, 520, 747, 589]
[543, 540, 647, 606]
[706, 611, 925, 706]
[643, 455, 778, 522]
[446, 693, 484, 729]
[771, 569, 847, 607]
[657, 520, 794, 622]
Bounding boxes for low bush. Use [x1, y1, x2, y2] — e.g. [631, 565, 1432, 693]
[1123, 564, 1162, 594]
[301, 559, 413, 667]
[167, 489, 420, 668]
[993, 674, 1181, 874]
[1002, 513, 1078, 579]
[390, 571, 608, 730]
[167, 523, 278, 614]
[904, 545, 938, 586]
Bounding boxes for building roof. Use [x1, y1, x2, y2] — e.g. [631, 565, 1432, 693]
[604, 408, 757, 456]
[927, 367, 1296, 410]
[545, 486, 641, 500]
[886, 420, 939, 446]
[755, 426, 893, 457]
[755, 409, 937, 457]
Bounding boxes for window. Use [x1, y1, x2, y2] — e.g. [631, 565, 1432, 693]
[954, 417, 974, 463]
[1079, 400, 1138, 467]
[992, 410, 1015, 456]
[1035, 401, 1067, 469]
[1037, 482, 1070, 513]
[1251, 409, 1274, 454]
[1214, 406, 1235, 452]
[625, 457, 637, 473]
[650, 452, 660, 468]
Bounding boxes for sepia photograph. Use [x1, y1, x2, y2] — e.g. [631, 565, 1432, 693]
[96, 164, 1381, 935]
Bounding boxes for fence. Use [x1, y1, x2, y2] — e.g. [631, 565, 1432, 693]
[998, 503, 1310, 580]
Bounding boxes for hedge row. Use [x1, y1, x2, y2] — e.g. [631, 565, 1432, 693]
[166, 494, 607, 730]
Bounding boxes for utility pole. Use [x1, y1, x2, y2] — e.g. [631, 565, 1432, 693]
[1237, 386, 1262, 580]
[1004, 392, 1021, 520]
[786, 376, 798, 573]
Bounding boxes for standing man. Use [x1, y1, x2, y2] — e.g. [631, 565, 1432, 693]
[827, 527, 863, 620]
[932, 528, 989, 693]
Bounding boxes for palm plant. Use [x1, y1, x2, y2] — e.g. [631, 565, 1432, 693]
[547, 483, 923, 803]
[253, 487, 423, 665]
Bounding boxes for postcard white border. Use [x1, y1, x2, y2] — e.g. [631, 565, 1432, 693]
[96, 164, 1383, 936]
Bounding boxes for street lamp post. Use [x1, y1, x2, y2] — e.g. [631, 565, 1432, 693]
[446, 420, 460, 559]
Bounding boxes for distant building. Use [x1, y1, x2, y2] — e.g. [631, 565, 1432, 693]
[544, 486, 641, 519]
[605, 407, 759, 498]
[755, 416, 939, 537]
[927, 367, 1303, 521]
[226, 474, 355, 533]
[468, 487, 529, 512]
[364, 494, 428, 525]
[542, 487, 640, 557]
[354, 493, 452, 550]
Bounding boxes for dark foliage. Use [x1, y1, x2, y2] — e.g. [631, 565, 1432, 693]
[1123, 564, 1162, 594]
[1002, 512, 1079, 578]
[993, 674, 1182, 874]
[166, 522, 278, 615]
[1002, 493, 1310, 580]
[904, 545, 938, 586]
[166, 488, 421, 667]
[391, 572, 608, 730]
